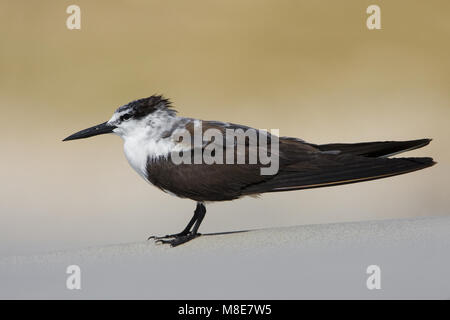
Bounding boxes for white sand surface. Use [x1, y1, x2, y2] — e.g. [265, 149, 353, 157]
[1, 216, 449, 299]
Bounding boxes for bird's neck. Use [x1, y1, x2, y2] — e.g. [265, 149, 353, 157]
[121, 113, 184, 179]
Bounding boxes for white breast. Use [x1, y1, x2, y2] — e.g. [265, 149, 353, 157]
[123, 135, 175, 181]
[117, 113, 194, 183]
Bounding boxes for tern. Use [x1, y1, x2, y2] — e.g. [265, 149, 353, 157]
[63, 95, 435, 246]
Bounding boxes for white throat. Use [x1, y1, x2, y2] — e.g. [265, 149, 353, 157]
[114, 111, 179, 180]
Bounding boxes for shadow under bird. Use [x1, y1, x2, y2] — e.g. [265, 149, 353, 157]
[63, 95, 435, 246]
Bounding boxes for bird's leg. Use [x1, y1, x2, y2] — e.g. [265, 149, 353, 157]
[148, 209, 199, 240]
[152, 202, 206, 247]
[149, 202, 206, 245]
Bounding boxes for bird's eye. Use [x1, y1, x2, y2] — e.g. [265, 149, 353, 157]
[120, 114, 132, 122]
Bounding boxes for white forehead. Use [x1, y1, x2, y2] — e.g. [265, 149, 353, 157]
[107, 107, 130, 124]
[107, 104, 178, 141]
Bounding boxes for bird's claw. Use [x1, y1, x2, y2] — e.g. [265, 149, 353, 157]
[149, 233, 201, 247]
[154, 239, 173, 245]
[147, 234, 179, 241]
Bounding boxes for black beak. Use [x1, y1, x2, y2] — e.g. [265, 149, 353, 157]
[63, 122, 116, 141]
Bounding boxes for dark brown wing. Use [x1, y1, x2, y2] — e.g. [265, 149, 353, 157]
[149, 119, 434, 201]
[146, 120, 268, 201]
[146, 160, 267, 201]
[241, 154, 435, 194]
[146, 121, 321, 201]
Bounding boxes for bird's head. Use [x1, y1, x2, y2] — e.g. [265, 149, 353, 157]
[63, 95, 177, 141]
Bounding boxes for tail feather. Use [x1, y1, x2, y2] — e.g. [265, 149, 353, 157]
[242, 156, 435, 194]
[312, 138, 431, 158]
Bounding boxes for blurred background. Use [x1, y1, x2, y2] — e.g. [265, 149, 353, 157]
[0, 0, 448, 256]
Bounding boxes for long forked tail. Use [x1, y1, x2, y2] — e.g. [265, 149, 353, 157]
[311, 138, 432, 158]
[242, 155, 435, 194]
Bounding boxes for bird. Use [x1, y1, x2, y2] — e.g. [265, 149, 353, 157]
[63, 95, 435, 246]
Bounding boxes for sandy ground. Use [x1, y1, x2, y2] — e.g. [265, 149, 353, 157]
[1, 215, 449, 299]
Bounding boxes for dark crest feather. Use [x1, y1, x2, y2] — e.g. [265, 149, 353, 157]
[118, 95, 177, 119]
